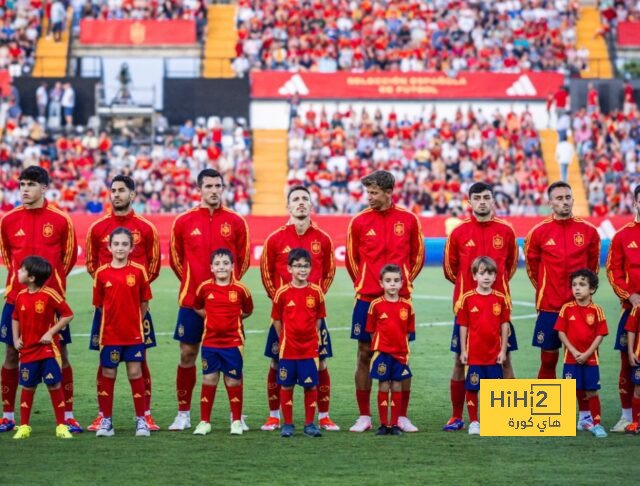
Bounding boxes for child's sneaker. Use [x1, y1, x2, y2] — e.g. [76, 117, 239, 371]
[135, 417, 150, 437]
[65, 418, 83, 433]
[318, 416, 340, 431]
[87, 415, 103, 432]
[442, 417, 465, 431]
[12, 424, 31, 439]
[168, 412, 191, 431]
[280, 423, 295, 437]
[577, 416, 594, 431]
[303, 423, 322, 437]
[230, 420, 244, 435]
[611, 416, 632, 433]
[260, 416, 280, 431]
[389, 425, 403, 436]
[397, 416, 419, 432]
[349, 416, 372, 432]
[468, 421, 480, 435]
[95, 417, 114, 437]
[193, 421, 212, 436]
[145, 414, 161, 431]
[590, 424, 607, 438]
[624, 422, 640, 434]
[375, 425, 389, 435]
[56, 424, 73, 439]
[0, 418, 16, 433]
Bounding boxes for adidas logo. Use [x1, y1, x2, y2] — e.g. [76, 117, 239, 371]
[379, 313, 388, 319]
[133, 393, 142, 398]
[465, 240, 476, 247]
[207, 294, 214, 300]
[277, 74, 309, 96]
[134, 352, 142, 358]
[282, 246, 291, 253]
[105, 281, 112, 287]
[229, 369, 237, 375]
[401, 369, 410, 376]
[569, 315, 576, 320]
[98, 391, 109, 396]
[269, 394, 278, 400]
[20, 305, 25, 311]
[471, 306, 479, 313]
[21, 401, 29, 408]
[285, 400, 293, 405]
[14, 229, 25, 237]
[629, 241, 639, 249]
[45, 373, 54, 379]
[201, 397, 208, 403]
[467, 400, 475, 406]
[544, 238, 556, 246]
[230, 397, 240, 403]
[190, 228, 202, 236]
[366, 229, 376, 237]
[304, 377, 313, 384]
[380, 400, 387, 406]
[320, 396, 330, 402]
[287, 300, 296, 307]
[505, 75, 537, 97]
[57, 401, 65, 408]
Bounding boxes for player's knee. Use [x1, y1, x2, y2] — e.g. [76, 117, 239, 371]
[270, 359, 279, 370]
[4, 346, 18, 367]
[101, 367, 116, 379]
[126, 362, 142, 380]
[585, 390, 597, 399]
[357, 351, 371, 369]
[224, 375, 241, 387]
[203, 372, 219, 386]
[59, 345, 70, 367]
[319, 359, 327, 371]
[179, 345, 198, 366]
[47, 383, 61, 391]
[401, 377, 411, 390]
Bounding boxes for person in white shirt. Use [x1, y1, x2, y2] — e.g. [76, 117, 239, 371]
[555, 139, 575, 182]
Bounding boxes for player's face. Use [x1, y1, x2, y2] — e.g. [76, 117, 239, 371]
[380, 272, 402, 297]
[548, 187, 573, 217]
[473, 267, 497, 289]
[17, 266, 30, 285]
[110, 181, 134, 211]
[108, 234, 133, 261]
[288, 258, 311, 282]
[199, 176, 224, 209]
[469, 190, 493, 217]
[19, 179, 46, 206]
[211, 255, 233, 281]
[365, 185, 392, 210]
[571, 276, 594, 301]
[287, 189, 311, 220]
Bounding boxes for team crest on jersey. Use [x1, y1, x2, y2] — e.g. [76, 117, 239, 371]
[492, 234, 504, 250]
[311, 240, 321, 254]
[42, 223, 54, 238]
[35, 300, 45, 314]
[394, 222, 405, 236]
[377, 362, 387, 376]
[574, 232, 585, 247]
[178, 324, 185, 337]
[132, 230, 142, 245]
[469, 372, 480, 385]
[202, 359, 208, 371]
[306, 295, 316, 308]
[221, 223, 231, 237]
[537, 331, 545, 344]
[21, 368, 29, 381]
[399, 308, 409, 321]
[353, 323, 361, 336]
[126, 274, 136, 287]
[564, 372, 573, 379]
[110, 350, 120, 363]
[279, 367, 288, 380]
[493, 303, 501, 316]
[586, 313, 595, 325]
[229, 291, 238, 303]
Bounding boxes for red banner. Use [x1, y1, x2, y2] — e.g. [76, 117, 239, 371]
[0, 70, 10, 97]
[79, 19, 196, 45]
[618, 21, 640, 47]
[250, 71, 564, 100]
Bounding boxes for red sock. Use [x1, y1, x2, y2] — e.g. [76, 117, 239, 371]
[61, 366, 73, 413]
[98, 375, 116, 417]
[141, 359, 152, 413]
[356, 389, 371, 416]
[267, 366, 280, 412]
[19, 388, 35, 425]
[48, 387, 66, 425]
[619, 352, 634, 409]
[632, 396, 640, 423]
[280, 388, 294, 424]
[450, 379, 465, 419]
[304, 387, 318, 424]
[466, 390, 478, 423]
[176, 365, 196, 412]
[200, 384, 216, 422]
[537, 351, 558, 379]
[576, 390, 590, 412]
[96, 366, 103, 414]
[1, 366, 19, 413]
[318, 367, 330, 414]
[377, 391, 389, 426]
[589, 395, 602, 424]
[390, 391, 402, 426]
[400, 389, 410, 417]
[129, 376, 146, 417]
[227, 384, 243, 421]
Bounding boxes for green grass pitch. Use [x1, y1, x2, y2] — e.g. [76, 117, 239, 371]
[0, 267, 632, 485]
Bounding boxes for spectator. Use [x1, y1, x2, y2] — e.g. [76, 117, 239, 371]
[36, 82, 48, 119]
[555, 138, 575, 182]
[51, 0, 66, 42]
[61, 82, 75, 128]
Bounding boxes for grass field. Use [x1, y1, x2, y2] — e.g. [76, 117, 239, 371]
[0, 266, 634, 485]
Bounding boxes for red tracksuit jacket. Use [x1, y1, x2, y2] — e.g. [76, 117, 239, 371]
[346, 204, 424, 300]
[606, 219, 640, 309]
[524, 215, 600, 312]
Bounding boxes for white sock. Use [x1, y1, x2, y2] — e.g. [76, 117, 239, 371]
[269, 410, 280, 419]
[318, 412, 328, 419]
[3, 412, 14, 421]
[578, 411, 591, 421]
[144, 410, 151, 416]
[179, 411, 190, 418]
[64, 411, 74, 420]
[622, 408, 632, 421]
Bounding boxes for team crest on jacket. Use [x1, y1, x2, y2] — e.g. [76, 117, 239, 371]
[34, 300, 45, 314]
[573, 232, 585, 246]
[399, 308, 409, 321]
[132, 230, 142, 245]
[311, 240, 321, 254]
[126, 274, 136, 287]
[394, 222, 405, 236]
[492, 303, 501, 316]
[586, 313, 595, 325]
[492, 234, 504, 250]
[221, 223, 231, 237]
[306, 295, 316, 308]
[469, 372, 480, 385]
[110, 350, 120, 363]
[229, 290, 238, 303]
[42, 223, 54, 238]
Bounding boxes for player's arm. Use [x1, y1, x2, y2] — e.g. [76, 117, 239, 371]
[443, 230, 458, 283]
[169, 216, 184, 279]
[580, 335, 604, 364]
[524, 227, 540, 288]
[557, 331, 580, 361]
[92, 271, 104, 310]
[140, 300, 149, 320]
[260, 234, 278, 299]
[497, 322, 509, 364]
[628, 331, 639, 366]
[407, 305, 416, 336]
[61, 214, 78, 274]
[271, 289, 284, 338]
[587, 226, 601, 275]
[458, 324, 468, 365]
[506, 228, 518, 280]
[11, 318, 21, 350]
[345, 217, 360, 283]
[85, 225, 100, 278]
[321, 234, 336, 293]
[42, 314, 73, 344]
[457, 298, 469, 363]
[273, 319, 282, 337]
[146, 222, 161, 282]
[235, 216, 251, 279]
[408, 214, 425, 281]
[0, 215, 12, 268]
[242, 287, 254, 319]
[606, 232, 636, 304]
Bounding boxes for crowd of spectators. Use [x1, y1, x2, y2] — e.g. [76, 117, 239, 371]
[0, 0, 46, 76]
[233, 0, 585, 77]
[287, 105, 550, 216]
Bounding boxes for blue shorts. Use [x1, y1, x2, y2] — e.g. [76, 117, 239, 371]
[277, 358, 319, 388]
[369, 351, 412, 382]
[532, 311, 561, 350]
[201, 346, 243, 379]
[62, 106, 73, 116]
[264, 320, 332, 360]
[632, 366, 640, 385]
[100, 344, 145, 368]
[614, 308, 631, 352]
[90, 309, 156, 350]
[351, 299, 372, 342]
[563, 364, 600, 391]
[465, 364, 503, 391]
[19, 358, 62, 387]
[173, 307, 204, 344]
[451, 319, 517, 353]
[1, 302, 71, 346]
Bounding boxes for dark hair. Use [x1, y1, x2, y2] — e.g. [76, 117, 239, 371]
[21, 256, 52, 287]
[19, 166, 49, 186]
[287, 185, 311, 202]
[380, 264, 402, 279]
[109, 227, 133, 245]
[468, 182, 493, 197]
[197, 168, 224, 188]
[287, 247, 311, 266]
[111, 174, 135, 191]
[547, 181, 572, 198]
[211, 247, 234, 264]
[570, 268, 599, 291]
[471, 256, 497, 274]
[634, 185, 640, 201]
[361, 170, 395, 191]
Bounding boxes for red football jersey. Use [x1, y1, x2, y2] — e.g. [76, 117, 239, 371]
[92, 261, 152, 346]
[365, 297, 415, 364]
[606, 221, 640, 309]
[194, 279, 253, 348]
[261, 222, 335, 299]
[624, 307, 640, 356]
[554, 300, 608, 365]
[271, 283, 326, 360]
[456, 290, 511, 365]
[12, 286, 73, 363]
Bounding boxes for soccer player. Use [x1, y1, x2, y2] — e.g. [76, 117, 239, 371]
[260, 185, 337, 431]
[85, 175, 161, 432]
[624, 307, 640, 433]
[192, 248, 253, 436]
[524, 181, 599, 386]
[92, 228, 153, 437]
[169, 168, 250, 431]
[367, 264, 415, 436]
[0, 166, 79, 434]
[272, 248, 325, 438]
[11, 256, 74, 439]
[606, 185, 640, 432]
[346, 170, 424, 433]
[457, 256, 510, 436]
[555, 269, 608, 438]
[442, 182, 518, 431]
